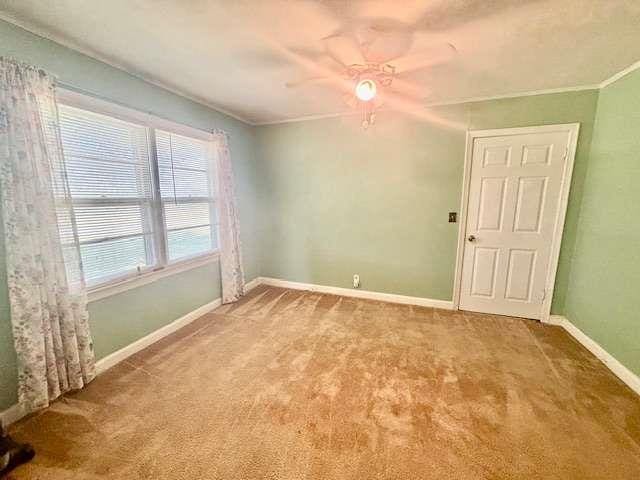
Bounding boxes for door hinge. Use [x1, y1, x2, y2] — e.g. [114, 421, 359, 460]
[542, 289, 547, 302]
[563, 147, 569, 161]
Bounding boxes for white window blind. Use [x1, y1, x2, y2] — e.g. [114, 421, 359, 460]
[58, 104, 156, 287]
[53, 97, 219, 289]
[156, 130, 218, 262]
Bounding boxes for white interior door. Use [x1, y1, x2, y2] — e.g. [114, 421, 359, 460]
[458, 126, 577, 319]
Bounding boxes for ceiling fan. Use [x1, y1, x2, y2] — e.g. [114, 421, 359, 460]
[286, 26, 457, 129]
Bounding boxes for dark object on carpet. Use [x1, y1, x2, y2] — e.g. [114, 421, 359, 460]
[0, 423, 35, 477]
[6, 286, 640, 478]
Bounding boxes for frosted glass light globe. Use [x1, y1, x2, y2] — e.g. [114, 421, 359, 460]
[355, 79, 376, 101]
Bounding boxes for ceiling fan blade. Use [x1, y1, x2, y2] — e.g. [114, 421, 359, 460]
[390, 77, 429, 100]
[393, 43, 457, 74]
[362, 31, 413, 64]
[285, 76, 334, 88]
[381, 89, 422, 105]
[342, 93, 358, 109]
[317, 54, 345, 71]
[380, 90, 466, 130]
[372, 95, 385, 109]
[260, 35, 355, 95]
[323, 34, 366, 67]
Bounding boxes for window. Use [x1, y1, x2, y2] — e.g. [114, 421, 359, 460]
[55, 96, 219, 289]
[156, 130, 218, 262]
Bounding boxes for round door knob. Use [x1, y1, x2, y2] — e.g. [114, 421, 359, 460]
[468, 235, 476, 242]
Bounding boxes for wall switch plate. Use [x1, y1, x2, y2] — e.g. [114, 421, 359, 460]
[449, 212, 457, 223]
[353, 274, 360, 289]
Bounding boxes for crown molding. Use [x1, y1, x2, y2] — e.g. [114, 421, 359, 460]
[254, 110, 357, 126]
[0, 14, 256, 126]
[423, 84, 600, 107]
[3, 14, 638, 127]
[599, 59, 640, 89]
[255, 84, 600, 126]
[255, 58, 640, 126]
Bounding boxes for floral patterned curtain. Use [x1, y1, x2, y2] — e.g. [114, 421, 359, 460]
[0, 58, 95, 413]
[213, 130, 245, 304]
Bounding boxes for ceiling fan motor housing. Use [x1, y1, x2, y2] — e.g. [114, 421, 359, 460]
[347, 63, 395, 87]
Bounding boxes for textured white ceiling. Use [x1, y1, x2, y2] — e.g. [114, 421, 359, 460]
[1, 0, 639, 124]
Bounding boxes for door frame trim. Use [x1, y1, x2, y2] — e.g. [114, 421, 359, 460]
[452, 123, 580, 321]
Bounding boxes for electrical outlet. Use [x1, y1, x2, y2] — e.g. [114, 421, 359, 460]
[353, 274, 360, 289]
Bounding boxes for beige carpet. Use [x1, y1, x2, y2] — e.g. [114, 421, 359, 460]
[7, 286, 640, 479]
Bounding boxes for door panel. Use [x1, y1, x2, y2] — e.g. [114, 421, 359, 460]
[477, 177, 507, 231]
[470, 247, 500, 298]
[522, 144, 552, 165]
[483, 146, 511, 166]
[504, 249, 536, 301]
[513, 177, 547, 233]
[459, 129, 574, 319]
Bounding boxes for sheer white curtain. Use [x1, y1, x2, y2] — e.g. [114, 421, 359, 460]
[0, 58, 95, 412]
[213, 130, 245, 303]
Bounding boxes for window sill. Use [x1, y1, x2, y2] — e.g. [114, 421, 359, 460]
[87, 252, 220, 303]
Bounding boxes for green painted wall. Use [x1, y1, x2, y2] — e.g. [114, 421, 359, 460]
[255, 90, 598, 307]
[0, 20, 260, 409]
[1, 17, 636, 411]
[563, 69, 640, 376]
[88, 262, 222, 361]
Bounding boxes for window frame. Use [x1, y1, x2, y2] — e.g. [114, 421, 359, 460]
[56, 89, 220, 301]
[154, 129, 220, 265]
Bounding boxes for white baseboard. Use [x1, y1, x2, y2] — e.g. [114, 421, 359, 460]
[0, 298, 222, 427]
[544, 315, 640, 396]
[1, 278, 263, 426]
[0, 403, 25, 427]
[258, 277, 454, 310]
[94, 298, 222, 375]
[95, 277, 261, 375]
[243, 276, 262, 292]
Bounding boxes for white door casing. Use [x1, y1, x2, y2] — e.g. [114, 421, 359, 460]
[455, 124, 579, 320]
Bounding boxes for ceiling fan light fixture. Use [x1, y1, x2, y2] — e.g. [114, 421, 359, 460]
[355, 78, 377, 101]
